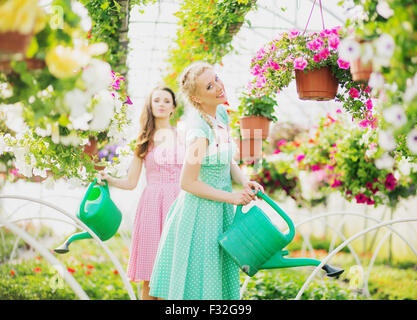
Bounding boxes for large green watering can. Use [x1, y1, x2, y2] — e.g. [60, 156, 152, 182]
[54, 179, 122, 254]
[219, 191, 343, 277]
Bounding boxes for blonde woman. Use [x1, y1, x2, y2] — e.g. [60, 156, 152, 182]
[100, 87, 185, 300]
[149, 62, 264, 300]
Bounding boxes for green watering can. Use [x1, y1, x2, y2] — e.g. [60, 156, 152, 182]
[54, 179, 122, 254]
[219, 191, 344, 277]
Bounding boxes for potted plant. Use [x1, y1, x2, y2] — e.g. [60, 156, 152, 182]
[0, 1, 46, 55]
[235, 94, 278, 160]
[248, 28, 373, 121]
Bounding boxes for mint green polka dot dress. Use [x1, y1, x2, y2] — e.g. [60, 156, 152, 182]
[149, 105, 240, 300]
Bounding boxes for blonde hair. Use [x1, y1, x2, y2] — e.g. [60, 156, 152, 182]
[179, 61, 218, 144]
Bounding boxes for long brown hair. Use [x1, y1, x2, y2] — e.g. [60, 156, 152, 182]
[134, 86, 177, 159]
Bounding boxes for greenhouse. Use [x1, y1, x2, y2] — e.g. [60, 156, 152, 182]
[1, 0, 417, 304]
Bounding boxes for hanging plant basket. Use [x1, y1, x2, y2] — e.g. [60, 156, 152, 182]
[83, 137, 105, 171]
[350, 58, 373, 83]
[0, 32, 33, 55]
[0, 58, 45, 74]
[227, 21, 244, 37]
[295, 66, 339, 101]
[235, 138, 263, 161]
[239, 116, 270, 140]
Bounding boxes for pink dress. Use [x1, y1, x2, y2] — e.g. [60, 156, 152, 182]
[127, 133, 185, 282]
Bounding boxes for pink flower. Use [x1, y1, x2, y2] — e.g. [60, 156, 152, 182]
[385, 173, 397, 190]
[126, 95, 133, 105]
[313, 54, 321, 62]
[331, 26, 342, 35]
[328, 35, 340, 49]
[318, 48, 330, 60]
[255, 75, 266, 88]
[288, 29, 300, 39]
[337, 59, 350, 69]
[349, 87, 360, 98]
[355, 193, 367, 204]
[359, 119, 370, 128]
[307, 38, 324, 51]
[370, 116, 378, 129]
[331, 179, 341, 188]
[366, 99, 373, 110]
[325, 165, 334, 171]
[367, 198, 375, 205]
[294, 57, 308, 70]
[269, 60, 280, 70]
[251, 64, 261, 76]
[336, 108, 342, 113]
[273, 149, 281, 154]
[256, 47, 265, 60]
[277, 139, 287, 147]
[311, 164, 321, 171]
[320, 29, 333, 38]
[296, 154, 305, 162]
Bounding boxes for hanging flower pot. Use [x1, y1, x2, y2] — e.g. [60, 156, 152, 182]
[227, 21, 243, 37]
[235, 138, 263, 161]
[239, 116, 271, 140]
[0, 32, 33, 55]
[295, 67, 339, 101]
[83, 137, 106, 171]
[350, 57, 373, 83]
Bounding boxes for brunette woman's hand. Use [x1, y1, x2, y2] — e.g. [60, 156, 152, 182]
[97, 171, 111, 185]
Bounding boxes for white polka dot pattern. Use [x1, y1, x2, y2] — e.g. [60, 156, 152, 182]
[149, 105, 240, 300]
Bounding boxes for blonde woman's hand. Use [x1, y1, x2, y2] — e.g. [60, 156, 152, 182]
[229, 189, 256, 206]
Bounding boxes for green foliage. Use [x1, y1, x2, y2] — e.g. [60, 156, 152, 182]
[241, 269, 360, 300]
[163, 0, 257, 122]
[238, 94, 278, 121]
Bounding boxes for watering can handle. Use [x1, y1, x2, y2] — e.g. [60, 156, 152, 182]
[79, 179, 97, 216]
[235, 190, 296, 243]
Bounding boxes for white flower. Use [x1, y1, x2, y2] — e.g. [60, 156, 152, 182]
[376, 1, 394, 19]
[398, 158, 411, 176]
[406, 128, 417, 154]
[375, 34, 395, 59]
[375, 153, 395, 169]
[89, 90, 115, 131]
[60, 131, 82, 147]
[378, 130, 396, 151]
[82, 59, 113, 95]
[361, 42, 374, 64]
[404, 73, 417, 102]
[368, 72, 385, 89]
[67, 177, 83, 189]
[338, 38, 360, 61]
[383, 104, 407, 127]
[69, 113, 93, 131]
[71, 1, 92, 32]
[33, 167, 48, 178]
[64, 88, 91, 118]
[35, 124, 52, 137]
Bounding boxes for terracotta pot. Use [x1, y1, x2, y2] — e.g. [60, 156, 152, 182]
[0, 58, 45, 74]
[295, 66, 338, 101]
[83, 138, 99, 157]
[350, 58, 373, 83]
[235, 138, 263, 161]
[0, 32, 33, 54]
[239, 116, 270, 140]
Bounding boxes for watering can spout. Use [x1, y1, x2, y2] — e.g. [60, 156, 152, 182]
[54, 232, 92, 254]
[261, 250, 344, 277]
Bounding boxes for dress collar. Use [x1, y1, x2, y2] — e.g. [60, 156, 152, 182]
[206, 112, 226, 129]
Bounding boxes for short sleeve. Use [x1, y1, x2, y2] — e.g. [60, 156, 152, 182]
[186, 127, 209, 145]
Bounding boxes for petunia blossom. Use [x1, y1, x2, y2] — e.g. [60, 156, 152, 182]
[294, 57, 307, 70]
[337, 59, 350, 69]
